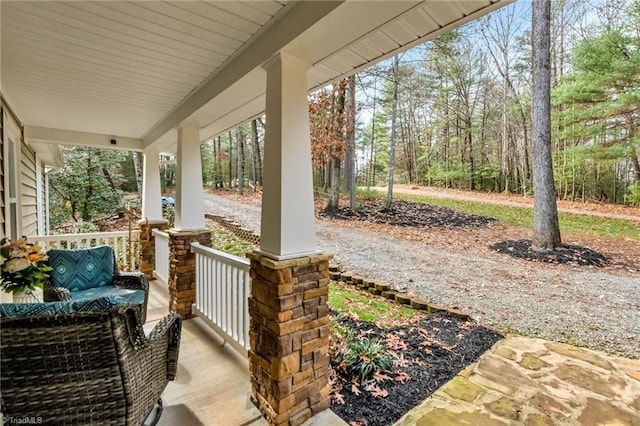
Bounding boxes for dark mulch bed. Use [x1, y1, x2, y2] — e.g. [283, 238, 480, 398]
[330, 312, 502, 426]
[490, 239, 608, 267]
[321, 200, 495, 228]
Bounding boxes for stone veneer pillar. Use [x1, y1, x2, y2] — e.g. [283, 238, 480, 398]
[168, 229, 212, 319]
[138, 219, 169, 279]
[247, 252, 333, 426]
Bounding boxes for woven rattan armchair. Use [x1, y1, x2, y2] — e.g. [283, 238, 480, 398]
[0, 302, 181, 425]
[43, 245, 150, 323]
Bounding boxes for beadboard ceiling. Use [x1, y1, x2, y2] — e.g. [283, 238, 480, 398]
[1, 0, 511, 156]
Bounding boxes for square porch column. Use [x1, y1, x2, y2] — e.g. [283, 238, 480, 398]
[139, 148, 169, 279]
[258, 53, 318, 260]
[166, 126, 210, 318]
[250, 52, 332, 425]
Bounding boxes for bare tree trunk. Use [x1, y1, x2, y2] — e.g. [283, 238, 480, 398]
[132, 152, 143, 197]
[368, 80, 378, 188]
[251, 119, 263, 187]
[345, 75, 357, 209]
[327, 158, 340, 211]
[228, 131, 234, 186]
[327, 80, 347, 212]
[386, 55, 399, 209]
[216, 137, 223, 188]
[532, 0, 561, 250]
[236, 127, 244, 195]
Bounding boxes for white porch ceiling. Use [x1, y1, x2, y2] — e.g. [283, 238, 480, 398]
[1, 0, 511, 157]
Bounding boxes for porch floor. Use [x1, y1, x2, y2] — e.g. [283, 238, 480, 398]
[147, 280, 347, 426]
[146, 279, 266, 426]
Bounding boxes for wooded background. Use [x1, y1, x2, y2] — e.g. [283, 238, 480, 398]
[200, 0, 639, 206]
[49, 0, 640, 227]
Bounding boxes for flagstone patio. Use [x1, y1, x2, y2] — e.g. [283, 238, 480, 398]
[395, 336, 640, 425]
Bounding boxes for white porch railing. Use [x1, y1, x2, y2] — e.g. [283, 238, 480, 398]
[152, 229, 170, 285]
[28, 230, 141, 271]
[191, 242, 251, 357]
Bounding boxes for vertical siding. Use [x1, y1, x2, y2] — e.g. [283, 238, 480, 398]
[0, 108, 5, 240]
[20, 141, 38, 237]
[37, 160, 47, 235]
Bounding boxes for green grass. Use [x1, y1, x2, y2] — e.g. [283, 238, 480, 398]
[207, 223, 255, 256]
[363, 189, 639, 242]
[328, 282, 417, 325]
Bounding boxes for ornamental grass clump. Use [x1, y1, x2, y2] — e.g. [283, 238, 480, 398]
[342, 338, 392, 382]
[0, 237, 52, 294]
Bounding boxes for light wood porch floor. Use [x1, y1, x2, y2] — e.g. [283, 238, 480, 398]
[146, 279, 267, 426]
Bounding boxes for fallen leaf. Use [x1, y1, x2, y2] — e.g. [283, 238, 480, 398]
[351, 383, 361, 395]
[370, 386, 389, 398]
[394, 372, 411, 383]
[373, 371, 391, 382]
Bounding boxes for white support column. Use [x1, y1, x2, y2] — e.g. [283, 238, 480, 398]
[258, 52, 318, 260]
[175, 126, 205, 231]
[141, 148, 163, 221]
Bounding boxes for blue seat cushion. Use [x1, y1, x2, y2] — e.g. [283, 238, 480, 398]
[48, 246, 115, 291]
[71, 286, 145, 306]
[0, 296, 127, 318]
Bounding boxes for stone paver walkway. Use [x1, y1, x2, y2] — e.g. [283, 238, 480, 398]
[394, 336, 640, 425]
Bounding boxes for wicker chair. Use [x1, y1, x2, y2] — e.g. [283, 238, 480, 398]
[44, 245, 150, 323]
[0, 300, 181, 425]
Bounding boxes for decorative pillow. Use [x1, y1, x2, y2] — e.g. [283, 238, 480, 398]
[48, 245, 115, 291]
[0, 296, 127, 318]
[71, 287, 145, 306]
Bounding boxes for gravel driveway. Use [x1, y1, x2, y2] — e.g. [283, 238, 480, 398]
[203, 193, 640, 359]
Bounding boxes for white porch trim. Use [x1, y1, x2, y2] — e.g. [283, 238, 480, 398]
[174, 126, 205, 231]
[258, 53, 318, 260]
[141, 148, 163, 222]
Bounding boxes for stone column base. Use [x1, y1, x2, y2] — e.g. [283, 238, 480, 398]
[248, 252, 333, 426]
[168, 229, 212, 319]
[138, 219, 169, 279]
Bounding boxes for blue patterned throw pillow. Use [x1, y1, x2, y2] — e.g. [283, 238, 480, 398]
[48, 245, 115, 291]
[0, 296, 127, 318]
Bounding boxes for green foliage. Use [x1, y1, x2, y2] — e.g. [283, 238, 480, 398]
[624, 183, 640, 206]
[328, 282, 416, 323]
[70, 221, 99, 234]
[206, 222, 255, 257]
[163, 205, 175, 229]
[331, 320, 357, 343]
[356, 187, 379, 202]
[341, 338, 392, 381]
[0, 238, 52, 294]
[49, 147, 127, 227]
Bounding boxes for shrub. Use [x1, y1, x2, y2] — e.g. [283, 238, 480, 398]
[71, 220, 99, 233]
[341, 337, 392, 381]
[163, 204, 175, 228]
[624, 183, 640, 206]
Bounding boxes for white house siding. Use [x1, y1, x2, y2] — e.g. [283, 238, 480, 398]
[20, 141, 38, 237]
[0, 108, 5, 240]
[37, 160, 46, 235]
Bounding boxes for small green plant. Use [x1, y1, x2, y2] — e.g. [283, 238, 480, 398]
[624, 183, 640, 206]
[71, 220, 99, 234]
[206, 222, 255, 256]
[356, 187, 380, 202]
[332, 320, 357, 342]
[328, 282, 416, 324]
[162, 204, 175, 228]
[341, 338, 392, 381]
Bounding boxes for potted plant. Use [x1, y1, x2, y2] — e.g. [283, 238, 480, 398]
[0, 237, 52, 303]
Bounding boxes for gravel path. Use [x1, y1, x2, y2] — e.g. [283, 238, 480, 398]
[203, 193, 640, 359]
